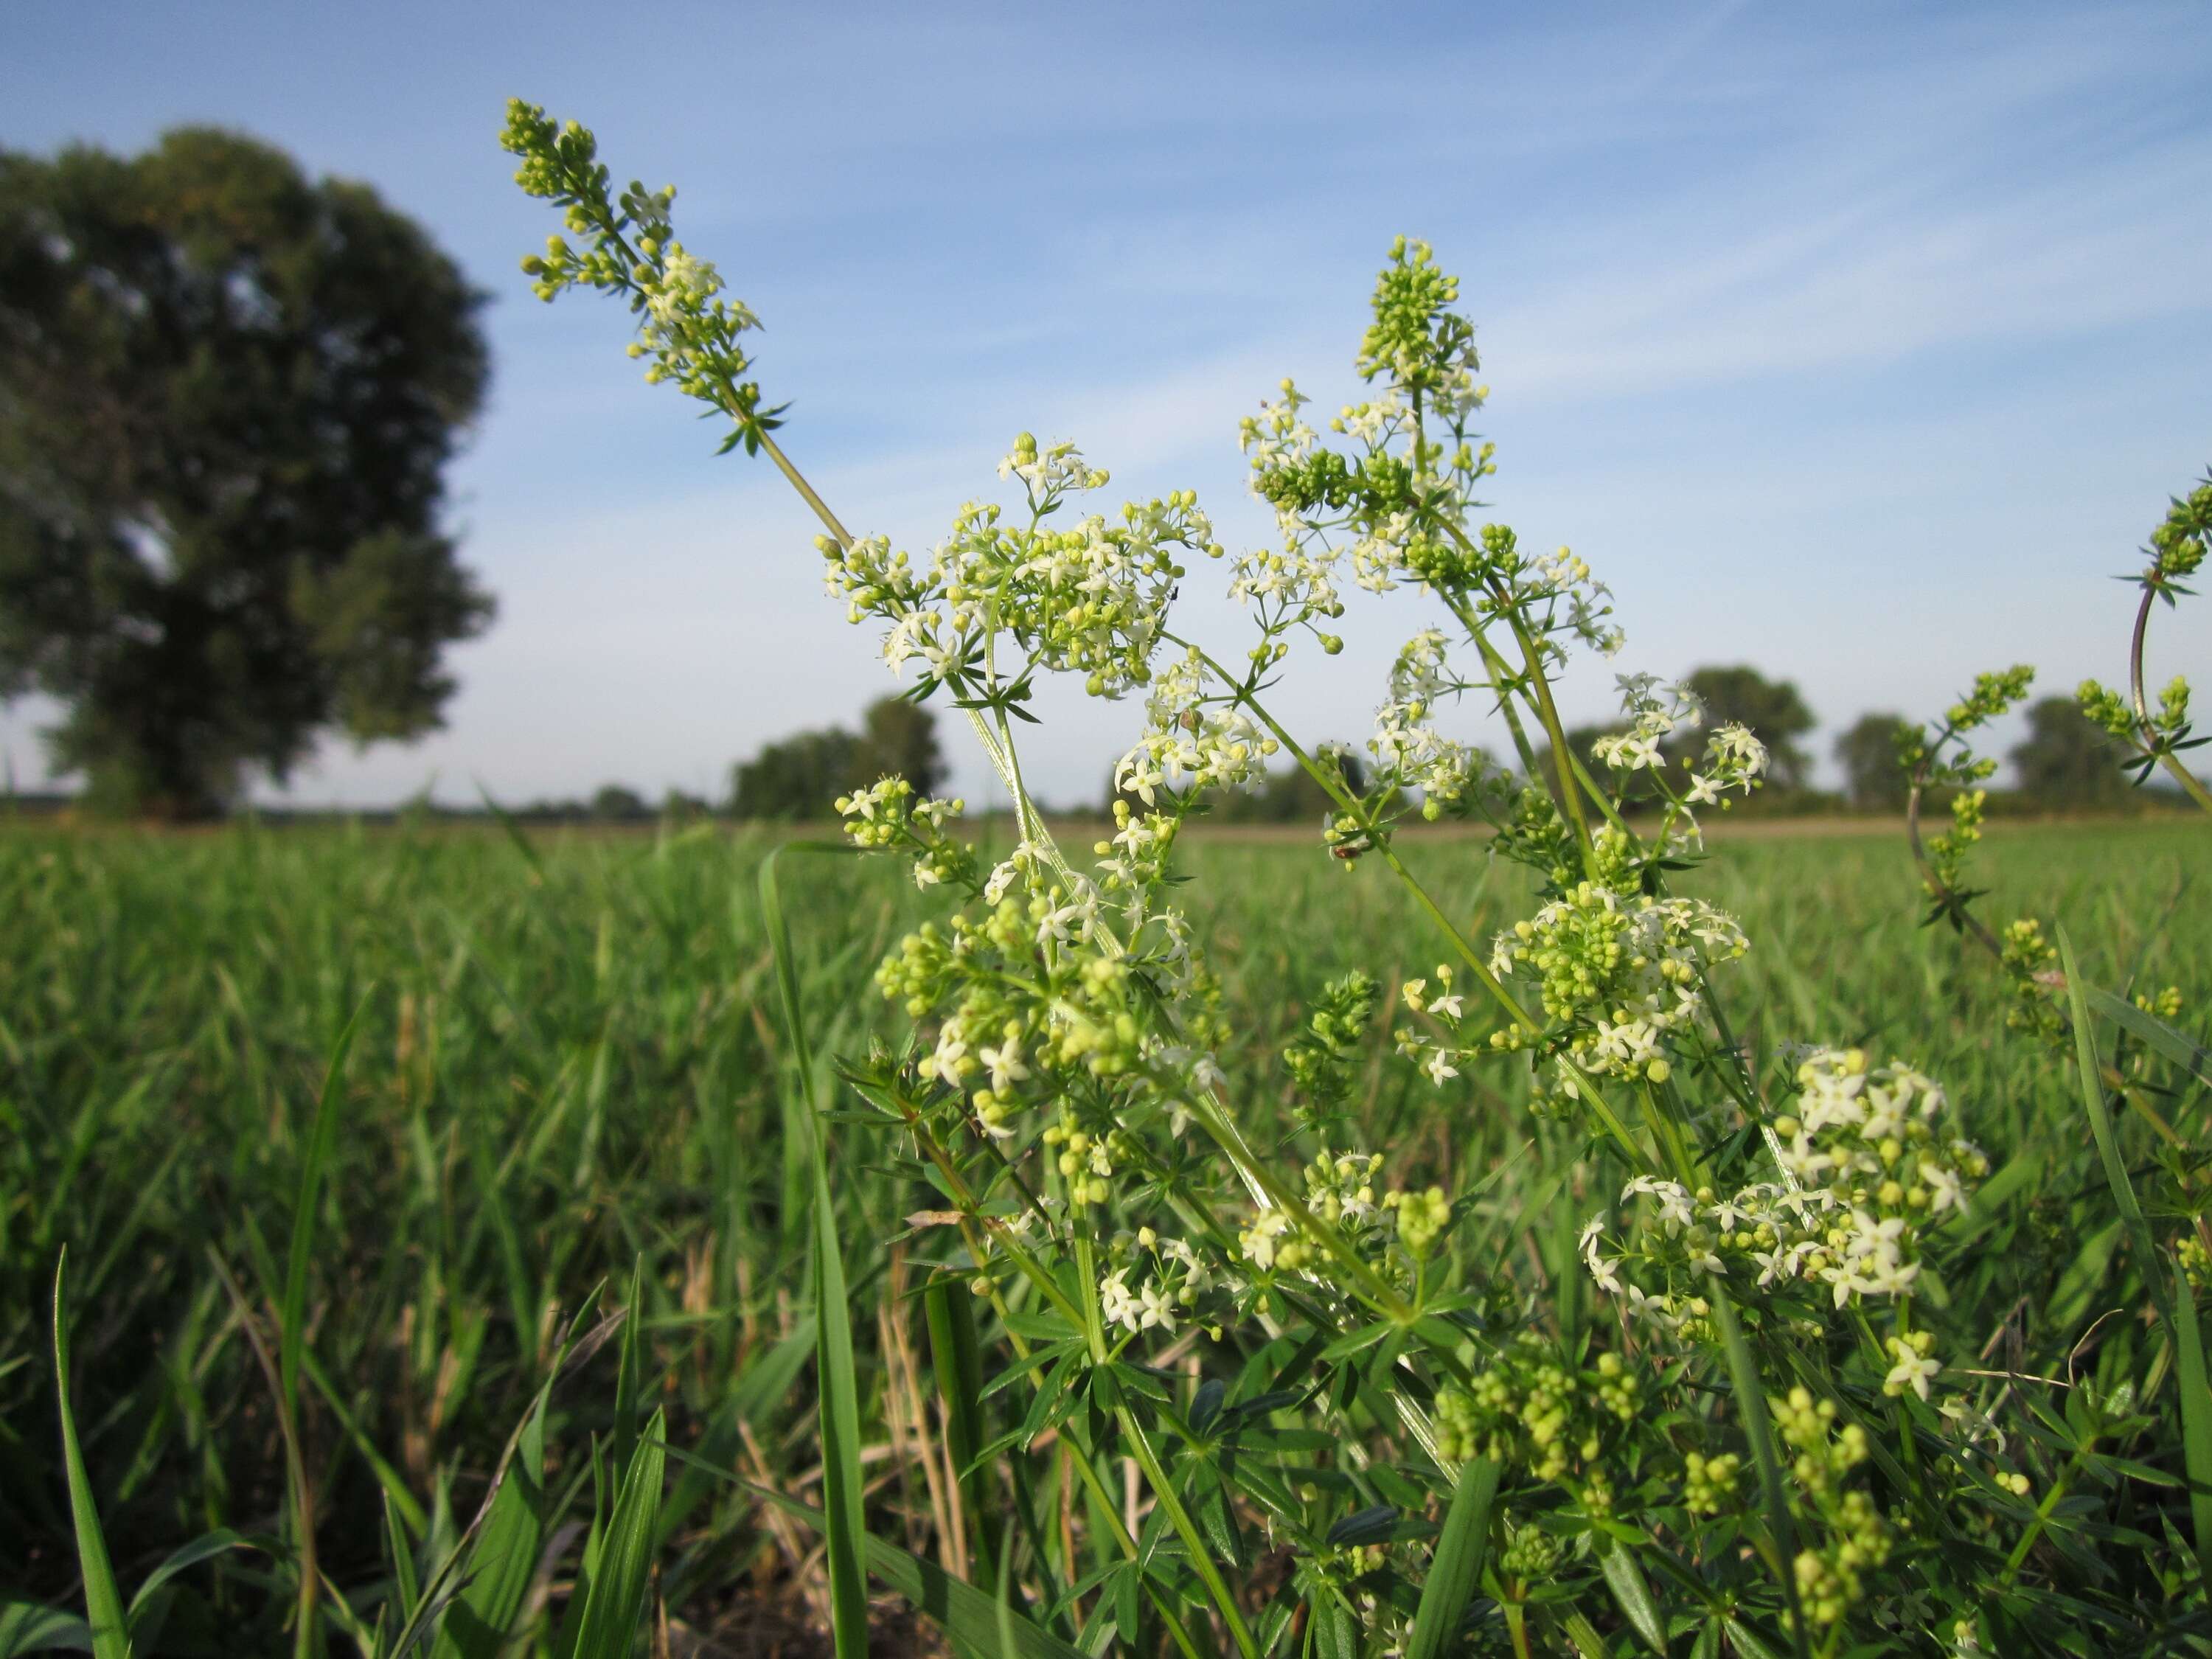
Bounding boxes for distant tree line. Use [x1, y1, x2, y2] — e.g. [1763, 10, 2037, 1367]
[201, 669, 2147, 830]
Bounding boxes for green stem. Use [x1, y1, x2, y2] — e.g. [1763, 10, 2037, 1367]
[1074, 1234, 1260, 1658]
[2002, 1447, 2087, 1583]
[2128, 583, 2212, 813]
[1163, 633, 1653, 1172]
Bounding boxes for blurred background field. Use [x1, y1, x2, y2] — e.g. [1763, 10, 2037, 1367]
[1, 815, 2201, 1645]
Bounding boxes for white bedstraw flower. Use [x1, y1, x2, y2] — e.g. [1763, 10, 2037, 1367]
[1424, 1047, 1459, 1086]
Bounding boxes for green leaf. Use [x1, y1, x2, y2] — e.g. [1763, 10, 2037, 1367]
[2086, 984, 2212, 1090]
[1599, 1542, 1668, 1655]
[51, 1253, 131, 1659]
[562, 1408, 666, 1659]
[0, 1601, 92, 1657]
[1404, 1455, 1498, 1659]
[1723, 1616, 1792, 1659]
[432, 1385, 550, 1659]
[2171, 1261, 2212, 1601]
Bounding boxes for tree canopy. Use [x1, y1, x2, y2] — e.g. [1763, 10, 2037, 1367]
[730, 695, 947, 819]
[2011, 695, 2129, 806]
[0, 128, 493, 817]
[1834, 712, 1914, 810]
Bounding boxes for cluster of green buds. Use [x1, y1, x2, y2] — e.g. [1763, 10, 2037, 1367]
[1902, 664, 2034, 932]
[1681, 1449, 1744, 1516]
[1770, 1388, 1892, 1630]
[835, 776, 975, 891]
[2076, 473, 2211, 800]
[1485, 837, 1749, 1086]
[1997, 917, 2067, 1046]
[1434, 1336, 1639, 1506]
[501, 101, 780, 448]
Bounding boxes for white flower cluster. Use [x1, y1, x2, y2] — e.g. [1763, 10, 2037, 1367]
[1371, 630, 1484, 808]
[1099, 1230, 1214, 1339]
[1590, 675, 1705, 773]
[629, 242, 752, 384]
[1579, 1050, 1985, 1394]
[1398, 964, 1473, 1086]
[1115, 647, 1277, 807]
[1349, 509, 1419, 595]
[1694, 723, 1768, 803]
[1531, 546, 1624, 658]
[835, 776, 970, 890]
[1225, 542, 1343, 629]
[821, 437, 1219, 701]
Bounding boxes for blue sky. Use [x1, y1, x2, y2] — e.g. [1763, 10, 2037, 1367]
[5, 1, 2210, 808]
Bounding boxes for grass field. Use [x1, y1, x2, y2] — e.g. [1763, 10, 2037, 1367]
[1, 815, 2204, 1652]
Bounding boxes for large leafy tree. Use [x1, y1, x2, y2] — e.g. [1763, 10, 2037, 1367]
[1834, 712, 1914, 810]
[0, 128, 493, 817]
[2011, 695, 2129, 806]
[730, 697, 945, 819]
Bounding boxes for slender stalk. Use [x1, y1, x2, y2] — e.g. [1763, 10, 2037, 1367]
[2128, 584, 2212, 813]
[1074, 1233, 1261, 1659]
[1164, 634, 1653, 1170]
[1903, 759, 2003, 961]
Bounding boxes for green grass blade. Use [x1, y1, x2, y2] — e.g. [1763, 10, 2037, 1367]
[276, 999, 366, 1659]
[431, 1385, 550, 1659]
[811, 1064, 871, 1657]
[280, 998, 369, 1416]
[0, 1599, 94, 1656]
[1706, 1277, 1807, 1659]
[925, 1274, 994, 1581]
[2169, 1261, 2212, 1601]
[1405, 1455, 1499, 1659]
[762, 841, 874, 1658]
[2057, 927, 2169, 1324]
[2085, 983, 2212, 1091]
[51, 1253, 131, 1659]
[563, 1408, 666, 1659]
[125, 1531, 255, 1623]
[611, 1255, 645, 1484]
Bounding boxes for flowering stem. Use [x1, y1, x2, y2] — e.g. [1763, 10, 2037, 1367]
[1164, 633, 1655, 1173]
[1446, 601, 1545, 782]
[2127, 583, 2212, 813]
[1903, 754, 2003, 961]
[758, 430, 855, 549]
[1498, 602, 1596, 867]
[1073, 1231, 1261, 1658]
[1426, 517, 1595, 866]
[2002, 1443, 2089, 1584]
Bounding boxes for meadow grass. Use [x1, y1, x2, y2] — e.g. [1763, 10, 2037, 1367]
[0, 815, 2201, 1650]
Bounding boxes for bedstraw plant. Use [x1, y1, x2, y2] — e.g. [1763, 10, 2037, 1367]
[490, 100, 2212, 1658]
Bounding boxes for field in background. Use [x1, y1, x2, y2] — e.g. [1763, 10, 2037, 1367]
[1, 818, 2203, 1644]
